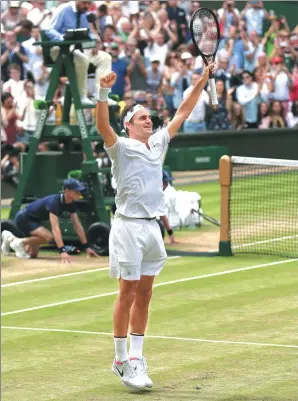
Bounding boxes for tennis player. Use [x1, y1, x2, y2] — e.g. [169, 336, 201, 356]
[96, 63, 215, 391]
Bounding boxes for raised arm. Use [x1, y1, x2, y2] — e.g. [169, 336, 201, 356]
[167, 64, 214, 138]
[96, 72, 118, 148]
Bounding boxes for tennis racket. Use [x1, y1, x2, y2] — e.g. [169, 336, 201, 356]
[191, 209, 220, 227]
[190, 7, 220, 105]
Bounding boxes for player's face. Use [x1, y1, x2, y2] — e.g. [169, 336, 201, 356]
[128, 109, 153, 141]
[66, 189, 82, 201]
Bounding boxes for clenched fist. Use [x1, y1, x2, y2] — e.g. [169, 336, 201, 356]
[100, 72, 117, 89]
[203, 62, 216, 79]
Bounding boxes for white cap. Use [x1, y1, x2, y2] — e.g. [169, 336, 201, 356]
[9, 1, 21, 7]
[181, 52, 192, 60]
[21, 2, 33, 10]
[150, 55, 160, 63]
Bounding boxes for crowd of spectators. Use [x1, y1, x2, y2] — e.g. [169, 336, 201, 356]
[1, 0, 298, 185]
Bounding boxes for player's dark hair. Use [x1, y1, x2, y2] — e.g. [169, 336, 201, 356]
[120, 103, 138, 136]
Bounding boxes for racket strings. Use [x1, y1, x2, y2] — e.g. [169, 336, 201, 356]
[192, 10, 218, 56]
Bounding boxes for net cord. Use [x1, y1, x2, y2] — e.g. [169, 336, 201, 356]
[232, 156, 298, 168]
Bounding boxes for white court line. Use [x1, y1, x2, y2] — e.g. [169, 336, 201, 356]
[1, 256, 181, 288]
[208, 235, 298, 253]
[234, 235, 298, 249]
[1, 267, 109, 288]
[2, 326, 298, 350]
[2, 258, 297, 317]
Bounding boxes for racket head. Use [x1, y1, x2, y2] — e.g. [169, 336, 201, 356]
[190, 7, 220, 60]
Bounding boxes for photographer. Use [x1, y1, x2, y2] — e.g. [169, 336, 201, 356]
[241, 0, 269, 36]
[218, 1, 240, 38]
[1, 144, 20, 188]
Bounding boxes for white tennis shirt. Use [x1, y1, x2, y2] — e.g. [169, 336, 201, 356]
[105, 128, 170, 218]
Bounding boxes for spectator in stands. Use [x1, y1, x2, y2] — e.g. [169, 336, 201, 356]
[1, 1, 23, 31]
[2, 64, 25, 99]
[214, 56, 232, 90]
[257, 101, 271, 128]
[171, 53, 192, 113]
[286, 100, 298, 128]
[253, 66, 273, 102]
[273, 30, 297, 73]
[45, 0, 110, 105]
[230, 102, 245, 130]
[269, 100, 287, 128]
[166, 0, 188, 45]
[20, 2, 34, 18]
[161, 52, 179, 116]
[1, 93, 21, 145]
[22, 25, 43, 78]
[209, 80, 233, 130]
[1, 144, 20, 188]
[122, 38, 147, 93]
[96, 3, 109, 36]
[121, 0, 140, 20]
[26, 0, 52, 30]
[118, 91, 133, 113]
[225, 26, 244, 71]
[16, 80, 39, 144]
[262, 17, 280, 58]
[146, 56, 162, 99]
[236, 70, 261, 128]
[1, 30, 28, 81]
[118, 19, 133, 44]
[218, 1, 240, 39]
[242, 29, 262, 73]
[108, 2, 124, 32]
[142, 0, 160, 32]
[270, 58, 293, 107]
[289, 65, 298, 101]
[15, 18, 34, 43]
[103, 24, 117, 44]
[241, 0, 268, 36]
[182, 71, 209, 133]
[107, 42, 129, 100]
[144, 23, 177, 70]
[255, 51, 270, 74]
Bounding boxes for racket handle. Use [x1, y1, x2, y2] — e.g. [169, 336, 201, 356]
[208, 78, 218, 105]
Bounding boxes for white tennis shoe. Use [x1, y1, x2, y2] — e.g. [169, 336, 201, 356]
[112, 358, 146, 390]
[10, 238, 31, 259]
[129, 357, 153, 388]
[1, 230, 16, 255]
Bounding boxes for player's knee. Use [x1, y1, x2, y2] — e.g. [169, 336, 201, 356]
[44, 233, 54, 243]
[119, 282, 138, 307]
[136, 288, 153, 305]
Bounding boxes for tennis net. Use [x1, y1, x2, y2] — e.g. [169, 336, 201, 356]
[229, 156, 298, 258]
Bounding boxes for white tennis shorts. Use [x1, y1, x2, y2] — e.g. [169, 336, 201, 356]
[109, 214, 167, 281]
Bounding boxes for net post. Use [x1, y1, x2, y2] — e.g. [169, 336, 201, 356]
[219, 155, 233, 256]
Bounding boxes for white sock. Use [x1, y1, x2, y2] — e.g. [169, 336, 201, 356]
[114, 337, 129, 363]
[129, 333, 144, 359]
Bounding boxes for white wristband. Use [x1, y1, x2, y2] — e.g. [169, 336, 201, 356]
[97, 87, 111, 102]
